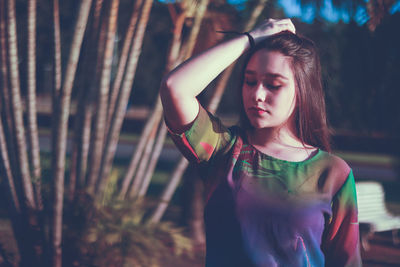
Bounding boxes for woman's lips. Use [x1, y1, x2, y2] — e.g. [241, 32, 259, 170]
[249, 107, 269, 115]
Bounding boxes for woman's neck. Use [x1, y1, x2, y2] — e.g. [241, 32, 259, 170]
[246, 126, 317, 162]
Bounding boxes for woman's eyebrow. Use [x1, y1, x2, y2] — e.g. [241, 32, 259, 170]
[244, 70, 256, 75]
[265, 73, 288, 81]
[244, 70, 289, 81]
[245, 70, 288, 81]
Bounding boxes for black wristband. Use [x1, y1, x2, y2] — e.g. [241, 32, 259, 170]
[216, 30, 255, 49]
[243, 32, 255, 49]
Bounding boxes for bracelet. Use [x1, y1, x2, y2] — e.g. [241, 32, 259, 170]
[216, 30, 255, 49]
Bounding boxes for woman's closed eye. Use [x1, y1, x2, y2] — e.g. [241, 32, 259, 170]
[244, 79, 257, 87]
[265, 83, 282, 90]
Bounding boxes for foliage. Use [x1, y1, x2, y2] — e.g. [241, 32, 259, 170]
[63, 194, 194, 267]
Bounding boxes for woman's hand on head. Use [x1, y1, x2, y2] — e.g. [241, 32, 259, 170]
[249, 18, 296, 43]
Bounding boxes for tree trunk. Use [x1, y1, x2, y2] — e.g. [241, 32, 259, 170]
[166, 5, 186, 70]
[178, 0, 209, 62]
[137, 119, 168, 198]
[0, 0, 17, 183]
[119, 105, 162, 199]
[86, 0, 119, 195]
[52, 0, 62, 97]
[27, 0, 42, 210]
[50, 0, 93, 266]
[83, 0, 109, 192]
[7, 0, 36, 210]
[68, 0, 104, 199]
[106, 0, 143, 133]
[97, 0, 153, 193]
[51, 0, 62, 188]
[148, 157, 189, 224]
[120, 4, 186, 201]
[127, 110, 160, 199]
[0, 116, 20, 213]
[6, 0, 45, 265]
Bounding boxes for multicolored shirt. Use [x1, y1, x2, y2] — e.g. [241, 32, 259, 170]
[168, 105, 362, 267]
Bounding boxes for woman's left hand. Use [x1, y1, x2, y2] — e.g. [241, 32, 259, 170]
[249, 18, 296, 43]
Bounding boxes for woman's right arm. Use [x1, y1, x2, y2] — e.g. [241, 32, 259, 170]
[160, 34, 250, 133]
[160, 18, 296, 133]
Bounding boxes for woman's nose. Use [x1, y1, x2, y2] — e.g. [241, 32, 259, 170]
[254, 84, 267, 102]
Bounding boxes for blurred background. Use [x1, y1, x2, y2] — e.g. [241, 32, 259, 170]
[0, 0, 399, 266]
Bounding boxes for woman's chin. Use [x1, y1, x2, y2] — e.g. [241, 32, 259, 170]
[249, 121, 272, 130]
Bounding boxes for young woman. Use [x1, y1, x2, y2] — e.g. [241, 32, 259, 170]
[160, 18, 361, 267]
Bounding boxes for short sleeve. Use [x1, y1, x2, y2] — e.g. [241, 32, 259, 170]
[167, 104, 236, 163]
[321, 170, 362, 267]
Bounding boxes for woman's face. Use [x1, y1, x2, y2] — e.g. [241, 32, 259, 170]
[242, 49, 296, 130]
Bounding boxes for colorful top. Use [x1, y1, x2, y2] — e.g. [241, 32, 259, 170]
[168, 105, 362, 267]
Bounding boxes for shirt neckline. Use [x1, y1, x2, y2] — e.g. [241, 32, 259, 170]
[244, 138, 323, 165]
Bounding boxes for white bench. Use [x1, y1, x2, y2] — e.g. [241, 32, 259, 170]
[355, 181, 400, 250]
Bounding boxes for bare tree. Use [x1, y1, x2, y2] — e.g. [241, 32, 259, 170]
[96, 0, 154, 194]
[118, 105, 162, 199]
[127, 0, 210, 202]
[0, 0, 16, 180]
[86, 0, 120, 195]
[4, 0, 43, 266]
[128, 108, 161, 198]
[50, 0, 93, 265]
[27, 0, 43, 210]
[7, 0, 36, 211]
[120, 3, 187, 201]
[68, 0, 104, 200]
[0, 113, 20, 214]
[106, 0, 144, 133]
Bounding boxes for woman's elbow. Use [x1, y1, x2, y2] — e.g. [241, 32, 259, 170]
[159, 74, 170, 98]
[160, 73, 183, 103]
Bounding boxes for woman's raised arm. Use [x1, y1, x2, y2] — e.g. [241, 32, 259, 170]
[160, 18, 295, 133]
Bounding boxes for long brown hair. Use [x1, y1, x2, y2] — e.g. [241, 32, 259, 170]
[239, 31, 331, 152]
